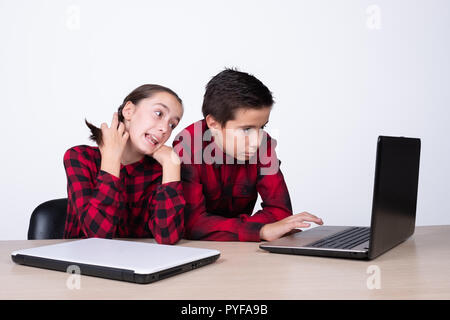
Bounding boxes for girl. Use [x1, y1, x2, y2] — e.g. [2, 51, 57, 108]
[63, 84, 185, 244]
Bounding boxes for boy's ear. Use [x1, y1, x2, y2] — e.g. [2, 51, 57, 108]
[121, 101, 136, 121]
[205, 114, 222, 131]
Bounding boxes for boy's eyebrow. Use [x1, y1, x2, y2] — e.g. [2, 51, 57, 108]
[238, 121, 269, 128]
[154, 103, 180, 122]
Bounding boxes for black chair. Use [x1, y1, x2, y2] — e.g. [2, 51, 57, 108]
[28, 198, 68, 240]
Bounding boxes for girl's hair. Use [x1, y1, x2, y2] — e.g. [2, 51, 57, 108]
[85, 84, 182, 146]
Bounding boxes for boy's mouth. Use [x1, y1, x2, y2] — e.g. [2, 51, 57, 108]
[244, 149, 257, 157]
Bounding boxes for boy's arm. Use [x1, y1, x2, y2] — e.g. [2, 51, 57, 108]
[242, 133, 293, 225]
[181, 164, 261, 241]
[181, 163, 292, 242]
[241, 162, 293, 225]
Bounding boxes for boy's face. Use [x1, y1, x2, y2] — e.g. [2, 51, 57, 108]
[206, 107, 271, 161]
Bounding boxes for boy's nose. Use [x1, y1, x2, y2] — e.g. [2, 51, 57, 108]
[248, 131, 261, 149]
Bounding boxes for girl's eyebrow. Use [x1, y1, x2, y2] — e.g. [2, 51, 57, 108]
[153, 103, 181, 123]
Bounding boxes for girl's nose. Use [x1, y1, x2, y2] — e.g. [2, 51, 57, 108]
[158, 121, 169, 134]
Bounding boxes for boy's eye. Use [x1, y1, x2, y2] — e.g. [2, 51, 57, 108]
[169, 123, 177, 129]
[154, 111, 162, 117]
[242, 125, 266, 134]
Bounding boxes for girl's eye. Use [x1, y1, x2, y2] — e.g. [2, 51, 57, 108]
[169, 123, 177, 130]
[154, 111, 162, 117]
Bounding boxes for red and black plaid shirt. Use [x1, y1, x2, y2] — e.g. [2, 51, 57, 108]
[63, 145, 185, 244]
[173, 119, 293, 242]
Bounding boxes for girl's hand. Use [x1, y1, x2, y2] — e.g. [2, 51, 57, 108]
[152, 145, 181, 183]
[259, 212, 324, 242]
[99, 112, 129, 161]
[152, 145, 181, 167]
[99, 112, 129, 177]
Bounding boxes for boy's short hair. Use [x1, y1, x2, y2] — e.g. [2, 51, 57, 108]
[202, 68, 274, 126]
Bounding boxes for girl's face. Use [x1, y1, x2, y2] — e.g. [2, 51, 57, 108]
[122, 91, 183, 155]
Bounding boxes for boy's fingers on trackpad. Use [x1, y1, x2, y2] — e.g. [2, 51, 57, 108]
[293, 215, 322, 224]
[283, 229, 302, 237]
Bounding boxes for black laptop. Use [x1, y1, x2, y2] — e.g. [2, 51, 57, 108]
[260, 136, 421, 260]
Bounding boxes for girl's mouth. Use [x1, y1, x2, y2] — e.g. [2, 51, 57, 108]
[145, 133, 160, 146]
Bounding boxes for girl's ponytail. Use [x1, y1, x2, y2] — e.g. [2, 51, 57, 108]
[85, 101, 126, 146]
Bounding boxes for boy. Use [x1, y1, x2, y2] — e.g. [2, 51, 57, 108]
[173, 69, 323, 241]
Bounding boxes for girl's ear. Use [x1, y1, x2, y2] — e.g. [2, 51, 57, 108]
[121, 101, 136, 121]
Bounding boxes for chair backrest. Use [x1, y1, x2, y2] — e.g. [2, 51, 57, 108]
[28, 198, 68, 240]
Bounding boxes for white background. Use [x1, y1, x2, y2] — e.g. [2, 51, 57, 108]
[0, 0, 449, 240]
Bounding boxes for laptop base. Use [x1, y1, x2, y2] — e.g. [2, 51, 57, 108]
[12, 252, 220, 284]
[260, 226, 370, 260]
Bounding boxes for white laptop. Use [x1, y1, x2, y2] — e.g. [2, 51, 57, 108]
[11, 238, 220, 284]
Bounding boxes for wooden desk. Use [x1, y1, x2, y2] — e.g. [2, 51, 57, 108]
[1, 226, 449, 300]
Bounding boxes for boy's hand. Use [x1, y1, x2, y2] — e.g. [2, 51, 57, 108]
[259, 212, 324, 242]
[99, 112, 129, 178]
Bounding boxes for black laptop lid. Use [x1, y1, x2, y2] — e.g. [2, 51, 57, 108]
[368, 136, 421, 259]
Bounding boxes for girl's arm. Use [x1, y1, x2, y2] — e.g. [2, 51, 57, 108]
[64, 146, 125, 238]
[65, 113, 129, 238]
[148, 146, 185, 244]
[147, 181, 185, 244]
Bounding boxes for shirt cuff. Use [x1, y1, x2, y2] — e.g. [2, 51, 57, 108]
[157, 180, 183, 193]
[238, 222, 265, 242]
[97, 170, 124, 192]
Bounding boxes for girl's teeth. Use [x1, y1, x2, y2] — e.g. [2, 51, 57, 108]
[146, 134, 158, 145]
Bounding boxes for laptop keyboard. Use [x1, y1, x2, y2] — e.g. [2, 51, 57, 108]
[308, 227, 370, 250]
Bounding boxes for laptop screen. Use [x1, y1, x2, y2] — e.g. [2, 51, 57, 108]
[368, 136, 421, 259]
